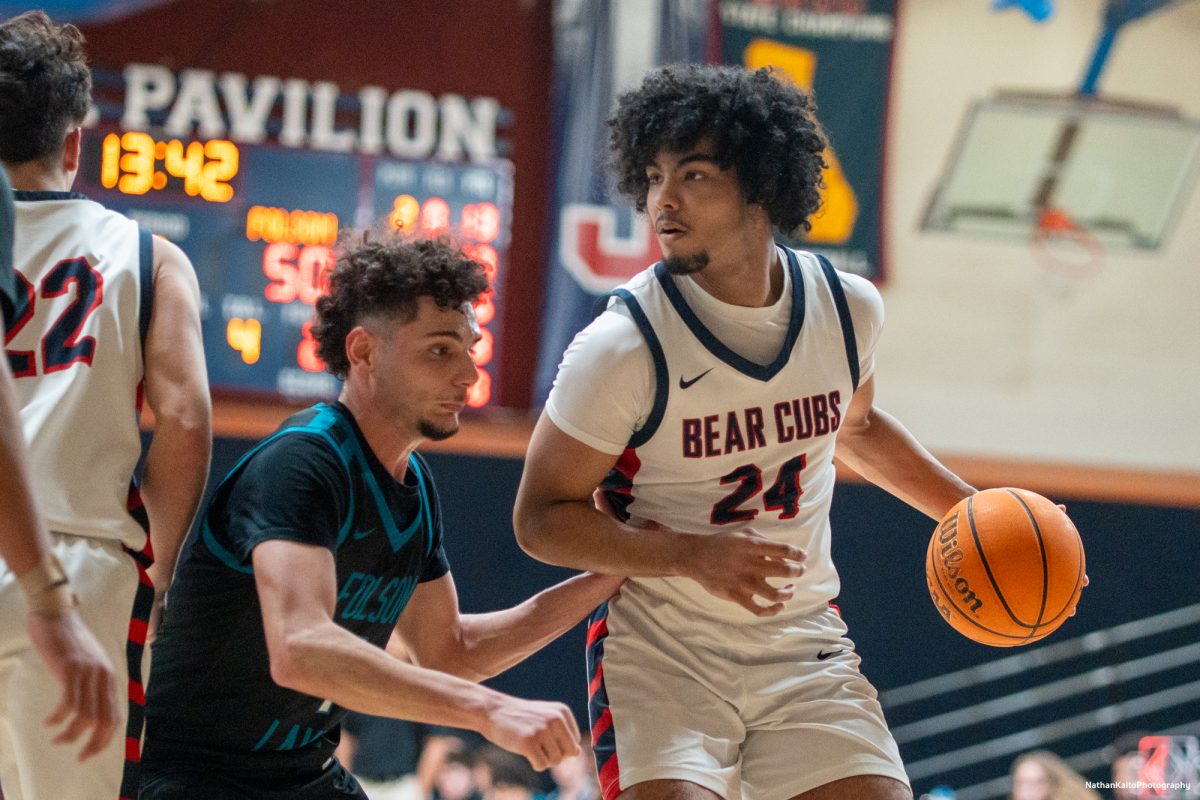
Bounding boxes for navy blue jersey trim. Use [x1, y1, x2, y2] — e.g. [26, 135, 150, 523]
[11, 191, 89, 201]
[590, 291, 614, 320]
[654, 247, 805, 382]
[138, 226, 154, 348]
[611, 289, 668, 449]
[816, 255, 860, 393]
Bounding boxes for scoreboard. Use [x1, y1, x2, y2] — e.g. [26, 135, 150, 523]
[74, 127, 513, 406]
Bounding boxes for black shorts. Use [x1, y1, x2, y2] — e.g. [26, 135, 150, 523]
[139, 760, 368, 800]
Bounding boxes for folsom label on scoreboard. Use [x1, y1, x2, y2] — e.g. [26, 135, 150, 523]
[720, 0, 896, 280]
[77, 65, 513, 405]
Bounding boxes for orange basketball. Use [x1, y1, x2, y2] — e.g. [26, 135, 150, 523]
[926, 488, 1085, 647]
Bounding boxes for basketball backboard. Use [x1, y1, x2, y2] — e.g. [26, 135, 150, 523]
[922, 92, 1200, 250]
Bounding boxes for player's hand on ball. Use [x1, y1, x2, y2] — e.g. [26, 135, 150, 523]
[483, 697, 582, 771]
[687, 528, 806, 617]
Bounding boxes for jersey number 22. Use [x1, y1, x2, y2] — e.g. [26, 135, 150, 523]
[4, 258, 104, 377]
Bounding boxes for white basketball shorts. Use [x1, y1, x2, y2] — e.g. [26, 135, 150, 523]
[0, 533, 154, 800]
[585, 586, 909, 800]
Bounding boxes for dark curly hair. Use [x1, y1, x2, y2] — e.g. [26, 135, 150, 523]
[608, 64, 827, 237]
[0, 11, 91, 165]
[313, 235, 489, 379]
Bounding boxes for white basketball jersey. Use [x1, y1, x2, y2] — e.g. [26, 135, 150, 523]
[600, 248, 860, 623]
[9, 192, 152, 549]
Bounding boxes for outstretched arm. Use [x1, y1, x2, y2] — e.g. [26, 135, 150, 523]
[513, 411, 804, 617]
[394, 570, 622, 683]
[833, 375, 975, 520]
[253, 539, 583, 770]
[140, 237, 211, 612]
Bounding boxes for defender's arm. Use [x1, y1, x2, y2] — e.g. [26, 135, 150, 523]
[393, 569, 623, 683]
[253, 539, 582, 770]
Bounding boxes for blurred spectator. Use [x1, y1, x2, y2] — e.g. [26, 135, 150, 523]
[433, 750, 483, 800]
[474, 743, 545, 800]
[1109, 732, 1150, 800]
[543, 734, 599, 800]
[336, 713, 466, 800]
[1010, 751, 1100, 800]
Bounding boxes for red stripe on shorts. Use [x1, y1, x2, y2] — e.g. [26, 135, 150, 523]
[128, 618, 148, 645]
[598, 753, 622, 800]
[591, 706, 613, 742]
[124, 736, 141, 763]
[586, 615, 608, 647]
[588, 662, 605, 698]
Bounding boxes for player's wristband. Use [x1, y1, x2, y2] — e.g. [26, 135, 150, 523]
[16, 553, 78, 615]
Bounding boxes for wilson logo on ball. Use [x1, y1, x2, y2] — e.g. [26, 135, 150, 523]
[926, 488, 1086, 648]
[935, 513, 984, 614]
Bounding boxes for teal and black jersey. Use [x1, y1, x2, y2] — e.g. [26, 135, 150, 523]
[143, 402, 449, 785]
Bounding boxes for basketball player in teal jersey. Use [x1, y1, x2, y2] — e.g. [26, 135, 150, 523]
[515, 64, 983, 800]
[142, 237, 623, 799]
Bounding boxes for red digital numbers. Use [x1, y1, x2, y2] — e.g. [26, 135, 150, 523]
[418, 198, 451, 236]
[472, 292, 495, 327]
[466, 367, 491, 409]
[461, 203, 501, 243]
[469, 327, 494, 367]
[263, 243, 334, 305]
[297, 321, 324, 373]
[464, 243, 498, 282]
[270, 194, 504, 406]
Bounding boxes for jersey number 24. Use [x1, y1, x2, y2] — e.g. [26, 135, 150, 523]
[711, 454, 806, 525]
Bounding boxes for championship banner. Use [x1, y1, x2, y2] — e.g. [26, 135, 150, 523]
[719, 0, 896, 279]
[533, 0, 709, 406]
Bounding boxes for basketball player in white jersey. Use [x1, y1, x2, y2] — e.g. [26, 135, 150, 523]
[0, 12, 211, 800]
[515, 65, 978, 800]
[1, 151, 119, 767]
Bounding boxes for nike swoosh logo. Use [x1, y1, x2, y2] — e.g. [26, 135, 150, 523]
[352, 529, 373, 541]
[678, 368, 713, 390]
[816, 648, 846, 661]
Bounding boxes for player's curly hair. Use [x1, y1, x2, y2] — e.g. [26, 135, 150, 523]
[608, 64, 827, 237]
[0, 11, 91, 165]
[313, 235, 489, 379]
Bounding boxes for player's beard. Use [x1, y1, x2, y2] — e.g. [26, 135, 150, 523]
[418, 418, 459, 441]
[662, 251, 710, 275]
